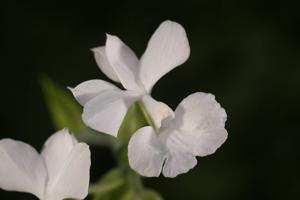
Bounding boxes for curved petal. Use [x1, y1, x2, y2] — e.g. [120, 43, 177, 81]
[162, 150, 197, 178]
[0, 139, 47, 199]
[160, 127, 227, 159]
[92, 46, 120, 82]
[183, 128, 228, 157]
[172, 92, 227, 131]
[139, 20, 190, 92]
[141, 95, 174, 129]
[42, 129, 91, 200]
[41, 129, 78, 180]
[82, 90, 140, 137]
[128, 127, 167, 177]
[161, 92, 227, 158]
[68, 79, 119, 106]
[105, 34, 144, 92]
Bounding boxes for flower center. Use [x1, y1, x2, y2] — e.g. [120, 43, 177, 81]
[156, 105, 170, 119]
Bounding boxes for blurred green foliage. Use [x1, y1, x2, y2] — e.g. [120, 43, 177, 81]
[40, 75, 84, 132]
[90, 167, 163, 200]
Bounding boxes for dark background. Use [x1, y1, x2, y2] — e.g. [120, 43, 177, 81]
[1, 0, 300, 199]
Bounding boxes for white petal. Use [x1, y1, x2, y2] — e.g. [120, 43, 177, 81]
[141, 95, 174, 129]
[162, 150, 197, 178]
[161, 127, 227, 158]
[0, 139, 47, 199]
[42, 129, 91, 200]
[173, 92, 227, 131]
[139, 20, 190, 92]
[183, 128, 228, 157]
[162, 93, 227, 157]
[128, 127, 167, 177]
[105, 34, 144, 92]
[41, 129, 78, 180]
[82, 90, 140, 137]
[92, 46, 120, 82]
[69, 79, 119, 106]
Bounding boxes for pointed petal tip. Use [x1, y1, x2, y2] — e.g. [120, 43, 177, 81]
[105, 33, 116, 42]
[66, 86, 73, 92]
[50, 128, 79, 145]
[105, 33, 113, 37]
[90, 48, 97, 52]
[105, 34, 119, 46]
[61, 128, 76, 138]
[91, 46, 104, 53]
[62, 127, 70, 132]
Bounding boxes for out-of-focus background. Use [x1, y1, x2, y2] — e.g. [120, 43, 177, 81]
[1, 0, 300, 199]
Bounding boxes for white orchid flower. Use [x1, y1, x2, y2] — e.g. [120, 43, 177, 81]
[69, 20, 190, 137]
[128, 93, 228, 178]
[0, 129, 91, 200]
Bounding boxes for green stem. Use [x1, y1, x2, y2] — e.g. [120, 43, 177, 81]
[113, 139, 145, 197]
[127, 167, 144, 194]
